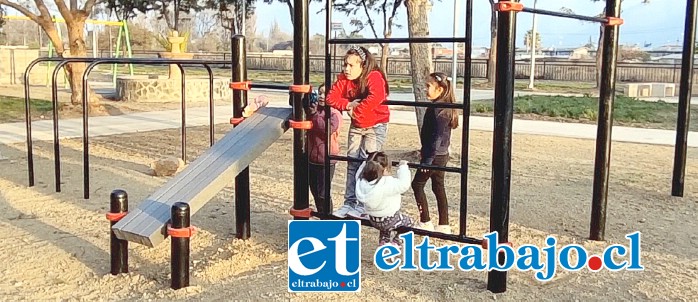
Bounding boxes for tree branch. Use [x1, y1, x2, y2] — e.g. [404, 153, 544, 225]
[386, 0, 401, 37]
[382, 0, 387, 35]
[33, 0, 52, 19]
[162, 7, 174, 31]
[390, 0, 401, 17]
[360, 0, 381, 45]
[54, 0, 74, 23]
[285, 0, 294, 24]
[0, 0, 40, 22]
[82, 0, 97, 16]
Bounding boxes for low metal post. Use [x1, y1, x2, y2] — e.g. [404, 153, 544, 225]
[109, 189, 129, 275]
[170, 202, 191, 290]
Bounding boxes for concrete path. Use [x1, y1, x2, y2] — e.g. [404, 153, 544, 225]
[1, 97, 695, 148]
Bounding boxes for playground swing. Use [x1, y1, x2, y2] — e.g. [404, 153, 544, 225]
[38, 16, 135, 88]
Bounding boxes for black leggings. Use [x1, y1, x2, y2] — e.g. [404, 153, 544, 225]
[411, 154, 449, 225]
[309, 162, 336, 214]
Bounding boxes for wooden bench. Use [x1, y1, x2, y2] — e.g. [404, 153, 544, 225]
[111, 106, 293, 247]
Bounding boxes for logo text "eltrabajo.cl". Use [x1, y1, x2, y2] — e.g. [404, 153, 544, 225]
[374, 231, 644, 281]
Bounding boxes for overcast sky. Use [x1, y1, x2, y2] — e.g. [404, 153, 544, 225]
[255, 0, 684, 49]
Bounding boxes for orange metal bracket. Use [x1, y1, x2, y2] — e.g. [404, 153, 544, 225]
[495, 1, 524, 12]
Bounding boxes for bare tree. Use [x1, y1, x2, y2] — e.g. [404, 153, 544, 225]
[0, 0, 100, 106]
[335, 0, 403, 69]
[194, 9, 218, 39]
[262, 0, 319, 24]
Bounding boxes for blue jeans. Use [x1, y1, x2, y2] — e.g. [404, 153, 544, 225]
[344, 123, 388, 209]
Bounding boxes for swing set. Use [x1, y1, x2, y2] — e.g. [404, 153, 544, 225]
[1, 15, 134, 87]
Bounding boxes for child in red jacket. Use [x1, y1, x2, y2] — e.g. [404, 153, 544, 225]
[325, 46, 390, 219]
[306, 84, 342, 214]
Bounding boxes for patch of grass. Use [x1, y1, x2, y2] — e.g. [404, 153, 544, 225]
[514, 80, 596, 93]
[473, 79, 597, 94]
[471, 95, 694, 130]
[0, 96, 54, 123]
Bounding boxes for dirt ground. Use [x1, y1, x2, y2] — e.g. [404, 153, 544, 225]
[0, 120, 697, 301]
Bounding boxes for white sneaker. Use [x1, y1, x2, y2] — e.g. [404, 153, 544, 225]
[346, 207, 367, 219]
[413, 221, 434, 231]
[435, 224, 452, 234]
[332, 205, 353, 218]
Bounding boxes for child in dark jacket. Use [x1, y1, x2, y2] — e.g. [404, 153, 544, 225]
[411, 72, 460, 234]
[306, 84, 343, 214]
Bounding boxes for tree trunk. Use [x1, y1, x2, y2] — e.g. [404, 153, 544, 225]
[65, 19, 89, 106]
[487, 4, 497, 84]
[595, 25, 603, 88]
[405, 0, 432, 132]
[381, 44, 389, 71]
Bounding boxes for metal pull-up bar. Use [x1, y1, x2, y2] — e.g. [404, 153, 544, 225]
[493, 1, 623, 25]
[328, 37, 468, 44]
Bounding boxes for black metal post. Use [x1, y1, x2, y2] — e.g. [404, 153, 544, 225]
[23, 80, 34, 186]
[179, 64, 187, 163]
[48, 58, 106, 194]
[672, 0, 698, 197]
[205, 65, 215, 146]
[23, 57, 66, 187]
[170, 202, 190, 290]
[322, 0, 334, 214]
[292, 0, 310, 220]
[520, 7, 608, 23]
[459, 0, 473, 237]
[333, 31, 337, 78]
[249, 83, 292, 90]
[589, 0, 622, 242]
[50, 64, 65, 192]
[109, 189, 128, 275]
[232, 35, 252, 239]
[328, 37, 468, 44]
[487, 0, 518, 294]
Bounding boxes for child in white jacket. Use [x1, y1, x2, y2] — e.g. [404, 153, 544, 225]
[355, 151, 413, 246]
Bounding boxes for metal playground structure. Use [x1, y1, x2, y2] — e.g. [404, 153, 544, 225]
[18, 0, 698, 294]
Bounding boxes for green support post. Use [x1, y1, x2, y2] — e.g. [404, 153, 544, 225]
[123, 21, 134, 76]
[112, 24, 124, 87]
